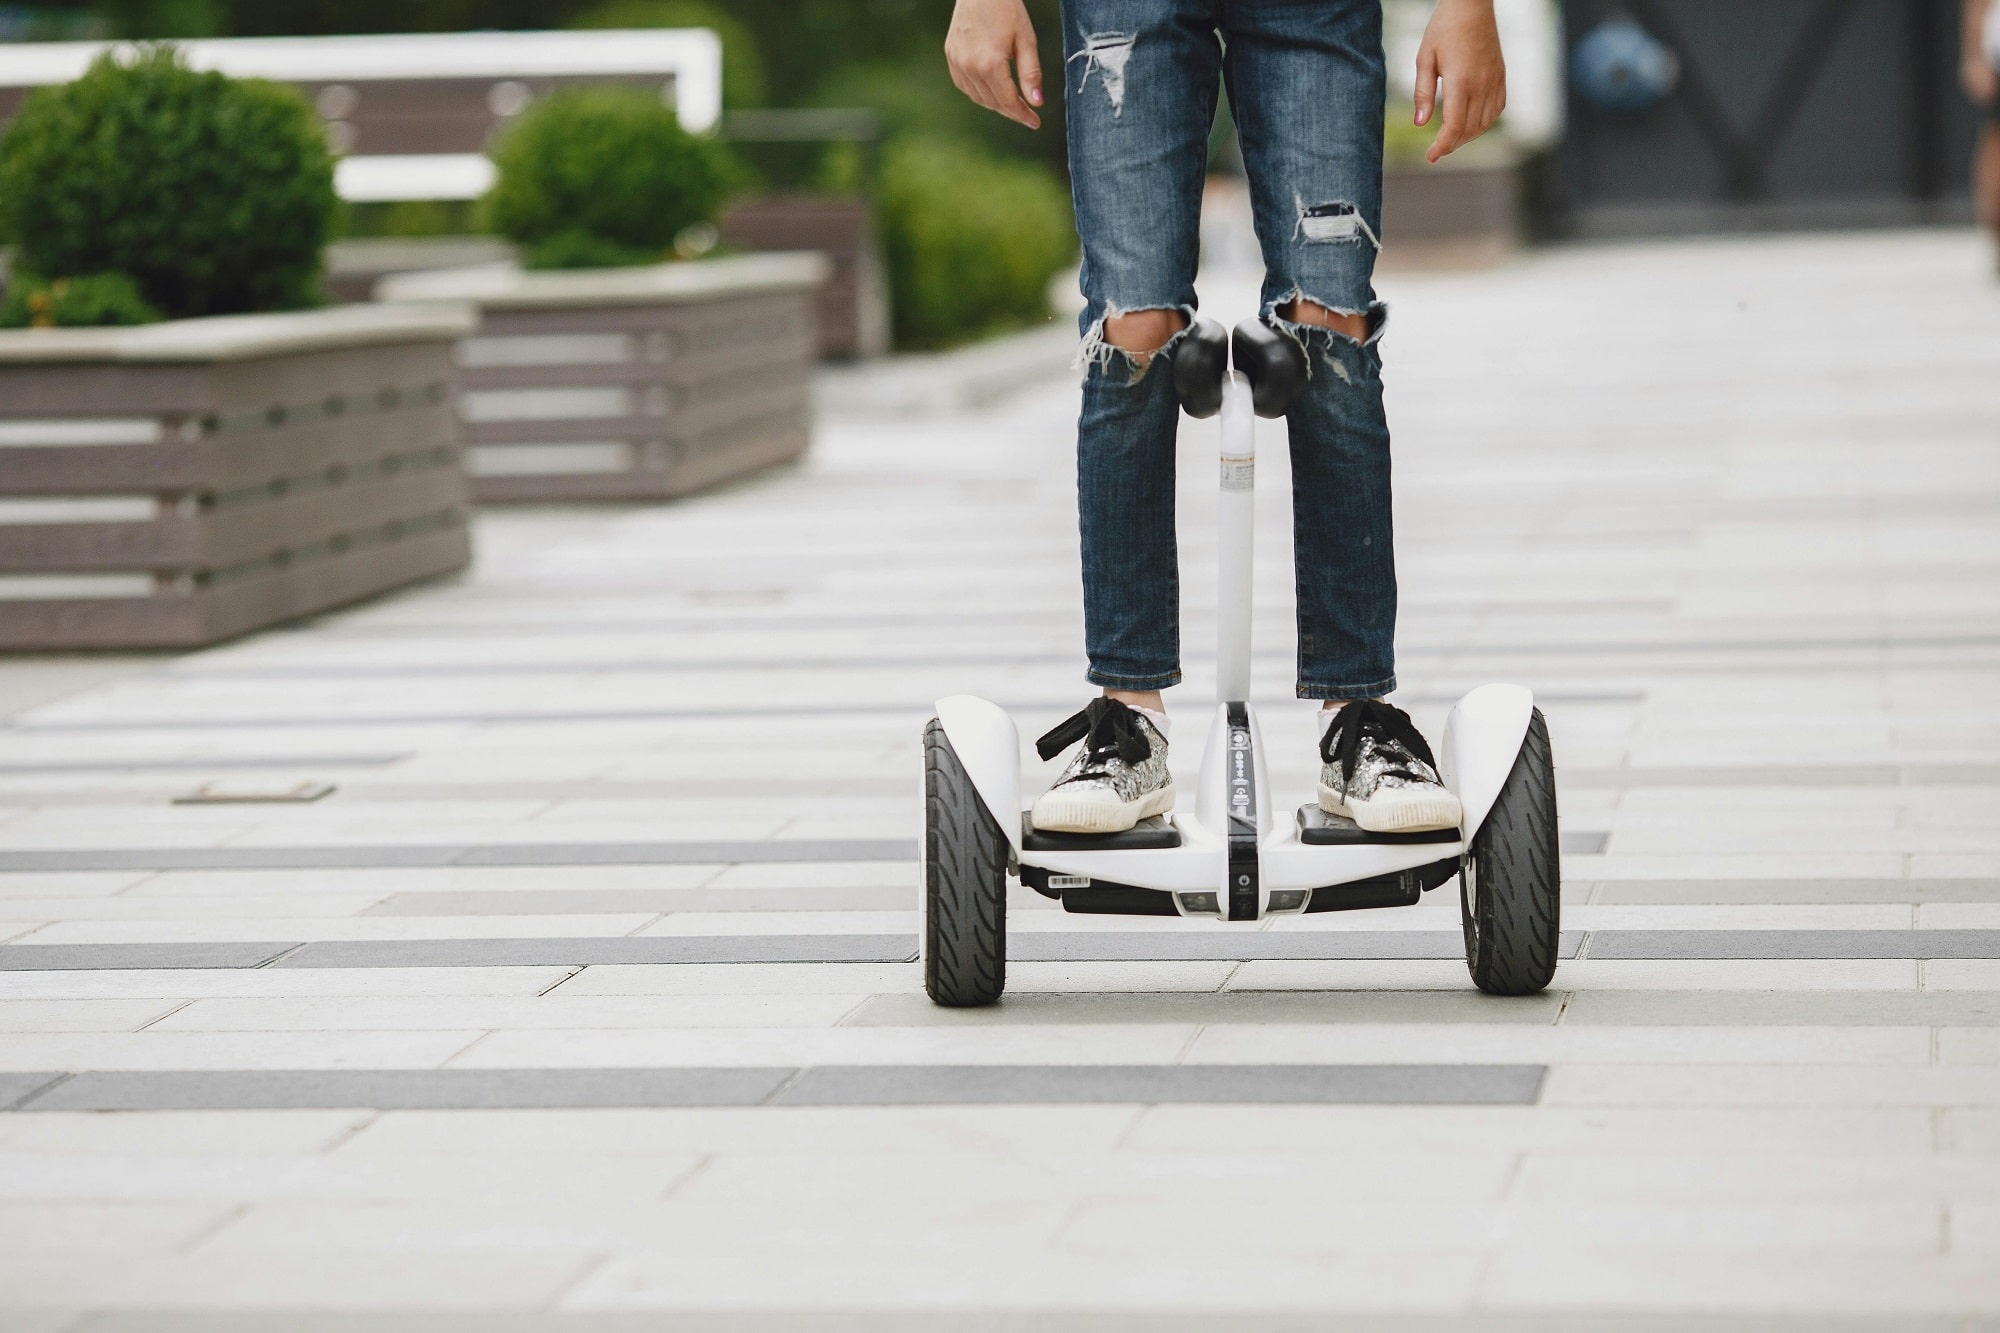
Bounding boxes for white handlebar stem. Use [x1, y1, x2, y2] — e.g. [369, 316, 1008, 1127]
[1216, 372, 1255, 704]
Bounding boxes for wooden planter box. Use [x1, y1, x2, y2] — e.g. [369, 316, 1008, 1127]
[1381, 148, 1523, 268]
[378, 252, 829, 504]
[0, 304, 477, 650]
[720, 196, 889, 359]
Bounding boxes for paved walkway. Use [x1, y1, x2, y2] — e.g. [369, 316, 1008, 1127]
[0, 229, 1997, 1327]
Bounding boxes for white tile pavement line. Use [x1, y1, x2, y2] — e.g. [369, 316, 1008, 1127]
[0, 231, 1995, 1317]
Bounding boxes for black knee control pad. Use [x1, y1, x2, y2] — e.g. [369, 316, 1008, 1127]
[1169, 316, 1229, 419]
[1232, 318, 1309, 418]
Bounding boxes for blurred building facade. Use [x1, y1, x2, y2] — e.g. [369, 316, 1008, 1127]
[1553, 0, 1979, 236]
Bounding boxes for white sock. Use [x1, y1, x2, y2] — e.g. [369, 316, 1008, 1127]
[1316, 705, 1348, 740]
[1132, 705, 1169, 739]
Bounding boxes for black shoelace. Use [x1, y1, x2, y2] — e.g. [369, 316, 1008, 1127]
[1319, 700, 1439, 785]
[1036, 697, 1153, 769]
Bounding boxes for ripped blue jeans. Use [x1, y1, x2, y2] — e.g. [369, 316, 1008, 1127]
[1065, 0, 1395, 701]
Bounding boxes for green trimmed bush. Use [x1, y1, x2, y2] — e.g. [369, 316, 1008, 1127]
[0, 46, 336, 321]
[0, 272, 162, 329]
[485, 85, 732, 271]
[877, 137, 1076, 349]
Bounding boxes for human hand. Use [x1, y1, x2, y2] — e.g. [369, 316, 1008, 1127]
[946, 0, 1044, 129]
[1964, 51, 1998, 106]
[1414, 0, 1507, 164]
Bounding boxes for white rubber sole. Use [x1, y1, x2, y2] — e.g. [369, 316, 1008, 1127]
[1031, 781, 1176, 835]
[1319, 782, 1463, 834]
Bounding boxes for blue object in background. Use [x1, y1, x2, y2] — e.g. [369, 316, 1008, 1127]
[1572, 16, 1682, 114]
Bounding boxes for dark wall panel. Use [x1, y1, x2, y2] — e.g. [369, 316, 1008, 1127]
[1556, 0, 1981, 233]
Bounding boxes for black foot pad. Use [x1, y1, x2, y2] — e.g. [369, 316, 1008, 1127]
[1297, 804, 1459, 846]
[1022, 813, 1183, 852]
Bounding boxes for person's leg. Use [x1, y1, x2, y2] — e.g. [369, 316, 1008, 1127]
[1063, 0, 1220, 708]
[1222, 2, 1457, 833]
[1222, 0, 1396, 706]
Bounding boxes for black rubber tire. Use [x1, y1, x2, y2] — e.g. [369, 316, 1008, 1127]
[1461, 707, 1561, 996]
[923, 718, 1008, 1007]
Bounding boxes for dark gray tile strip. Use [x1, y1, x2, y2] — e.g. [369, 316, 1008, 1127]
[0, 839, 915, 872]
[0, 943, 295, 971]
[56, 1314, 1985, 1333]
[1011, 931, 1587, 963]
[18, 1068, 792, 1112]
[771, 1063, 1546, 1106]
[0, 754, 408, 775]
[271, 936, 919, 969]
[0, 1072, 67, 1111]
[451, 840, 915, 867]
[14, 1064, 1545, 1111]
[844, 991, 1568, 1027]
[1563, 764, 2000, 789]
[1586, 929, 2000, 960]
[1593, 879, 2000, 905]
[1563, 990, 2000, 1027]
[7, 929, 1996, 972]
[365, 886, 918, 916]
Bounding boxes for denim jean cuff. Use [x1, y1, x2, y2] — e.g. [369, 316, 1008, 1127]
[1087, 668, 1183, 691]
[1296, 675, 1397, 702]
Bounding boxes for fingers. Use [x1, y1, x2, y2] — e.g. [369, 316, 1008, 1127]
[951, 49, 1037, 128]
[1413, 42, 1439, 127]
[1015, 25, 1044, 113]
[1426, 81, 1473, 163]
[1424, 75, 1506, 162]
[943, 5, 1042, 130]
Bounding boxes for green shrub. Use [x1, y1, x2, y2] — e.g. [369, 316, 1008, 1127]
[0, 46, 336, 320]
[877, 137, 1076, 350]
[485, 85, 732, 271]
[0, 272, 162, 329]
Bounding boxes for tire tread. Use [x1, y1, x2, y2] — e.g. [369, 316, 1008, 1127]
[923, 718, 1008, 1006]
[1463, 707, 1561, 996]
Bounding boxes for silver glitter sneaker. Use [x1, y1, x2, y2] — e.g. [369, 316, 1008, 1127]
[1030, 698, 1174, 834]
[1318, 700, 1463, 834]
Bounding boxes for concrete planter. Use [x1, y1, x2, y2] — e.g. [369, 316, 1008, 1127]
[721, 197, 888, 359]
[325, 237, 518, 305]
[0, 303, 477, 651]
[378, 252, 829, 503]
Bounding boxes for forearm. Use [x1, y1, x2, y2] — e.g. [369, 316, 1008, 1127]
[1968, 0, 1992, 62]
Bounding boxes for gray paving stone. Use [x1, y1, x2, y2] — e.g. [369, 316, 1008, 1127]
[772, 1063, 1545, 1106]
[0, 840, 916, 873]
[0, 1071, 67, 1110]
[1593, 879, 2000, 905]
[273, 936, 919, 968]
[1561, 831, 1608, 854]
[19, 1068, 793, 1111]
[365, 887, 913, 915]
[842, 990, 1566, 1026]
[0, 942, 296, 971]
[0, 754, 408, 774]
[61, 1316, 1974, 1333]
[10, 1064, 1543, 1110]
[453, 840, 914, 866]
[1010, 931, 1586, 962]
[1588, 929, 2000, 959]
[1563, 990, 2000, 1027]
